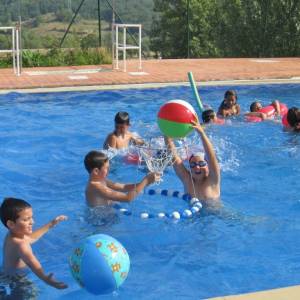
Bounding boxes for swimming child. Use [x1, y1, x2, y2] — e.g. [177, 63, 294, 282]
[202, 109, 225, 124]
[0, 197, 67, 289]
[217, 90, 240, 117]
[84, 150, 160, 207]
[165, 120, 220, 205]
[245, 100, 281, 121]
[286, 107, 300, 131]
[103, 112, 144, 150]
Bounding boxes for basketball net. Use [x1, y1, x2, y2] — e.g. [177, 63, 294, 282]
[136, 137, 175, 183]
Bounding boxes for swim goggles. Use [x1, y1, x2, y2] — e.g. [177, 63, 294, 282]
[189, 161, 207, 168]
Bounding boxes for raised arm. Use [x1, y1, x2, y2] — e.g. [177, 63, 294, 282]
[191, 120, 220, 185]
[18, 241, 67, 289]
[164, 136, 188, 181]
[30, 215, 67, 243]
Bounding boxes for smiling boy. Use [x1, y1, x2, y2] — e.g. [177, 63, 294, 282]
[165, 120, 220, 205]
[0, 197, 67, 289]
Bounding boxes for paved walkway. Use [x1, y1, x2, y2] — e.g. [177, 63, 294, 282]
[1, 57, 300, 90]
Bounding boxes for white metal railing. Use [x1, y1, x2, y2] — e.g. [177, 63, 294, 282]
[113, 24, 142, 72]
[0, 26, 21, 76]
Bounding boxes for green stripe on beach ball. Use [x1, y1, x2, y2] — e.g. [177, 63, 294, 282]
[158, 118, 193, 138]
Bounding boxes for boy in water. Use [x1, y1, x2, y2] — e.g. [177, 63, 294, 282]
[0, 197, 67, 289]
[202, 109, 225, 124]
[84, 150, 160, 207]
[217, 90, 240, 117]
[165, 120, 220, 205]
[103, 112, 144, 150]
[245, 100, 281, 120]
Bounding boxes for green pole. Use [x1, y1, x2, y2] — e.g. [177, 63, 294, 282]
[188, 71, 204, 113]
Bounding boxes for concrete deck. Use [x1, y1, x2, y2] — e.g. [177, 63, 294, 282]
[1, 57, 300, 91]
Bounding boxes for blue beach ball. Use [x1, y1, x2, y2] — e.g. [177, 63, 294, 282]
[69, 234, 130, 295]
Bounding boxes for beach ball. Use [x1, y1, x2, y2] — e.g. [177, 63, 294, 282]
[69, 234, 130, 295]
[157, 99, 198, 138]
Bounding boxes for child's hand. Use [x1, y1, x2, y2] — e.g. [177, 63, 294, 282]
[146, 172, 160, 184]
[191, 120, 204, 132]
[46, 273, 68, 289]
[50, 215, 68, 228]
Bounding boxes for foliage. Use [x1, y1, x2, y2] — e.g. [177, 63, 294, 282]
[6, 47, 112, 68]
[151, 0, 300, 58]
[1, 0, 300, 61]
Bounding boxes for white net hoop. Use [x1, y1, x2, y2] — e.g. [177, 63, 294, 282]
[136, 137, 182, 182]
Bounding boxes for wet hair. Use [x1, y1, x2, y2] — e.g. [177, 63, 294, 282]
[202, 109, 216, 123]
[114, 112, 130, 125]
[287, 107, 300, 127]
[224, 90, 238, 101]
[250, 101, 261, 112]
[0, 197, 31, 228]
[84, 150, 109, 173]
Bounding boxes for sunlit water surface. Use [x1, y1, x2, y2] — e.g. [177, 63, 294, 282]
[0, 84, 300, 299]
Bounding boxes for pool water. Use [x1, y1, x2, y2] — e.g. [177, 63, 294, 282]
[0, 84, 300, 299]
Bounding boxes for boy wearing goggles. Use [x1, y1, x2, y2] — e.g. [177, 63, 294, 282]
[165, 120, 220, 204]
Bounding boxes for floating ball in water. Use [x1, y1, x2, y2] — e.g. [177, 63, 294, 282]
[157, 99, 198, 138]
[69, 234, 130, 295]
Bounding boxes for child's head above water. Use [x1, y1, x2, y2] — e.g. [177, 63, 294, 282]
[84, 150, 109, 174]
[0, 197, 31, 228]
[114, 112, 130, 125]
[224, 90, 237, 104]
[202, 109, 216, 123]
[250, 101, 263, 112]
[287, 107, 300, 130]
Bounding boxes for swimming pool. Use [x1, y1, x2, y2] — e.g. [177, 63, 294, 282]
[1, 84, 300, 299]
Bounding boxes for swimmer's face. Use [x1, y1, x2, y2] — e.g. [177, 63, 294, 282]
[189, 157, 209, 178]
[115, 123, 129, 135]
[100, 161, 110, 178]
[8, 208, 34, 236]
[94, 161, 110, 178]
[225, 95, 236, 107]
[253, 102, 262, 112]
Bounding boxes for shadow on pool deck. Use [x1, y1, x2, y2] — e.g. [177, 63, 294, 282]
[0, 57, 300, 90]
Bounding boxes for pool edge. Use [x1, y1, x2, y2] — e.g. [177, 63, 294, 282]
[1, 77, 300, 94]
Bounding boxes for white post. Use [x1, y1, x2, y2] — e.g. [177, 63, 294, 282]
[115, 25, 119, 70]
[139, 24, 142, 70]
[16, 28, 20, 76]
[12, 27, 16, 74]
[123, 27, 126, 72]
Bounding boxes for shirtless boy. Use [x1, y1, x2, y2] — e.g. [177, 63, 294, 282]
[84, 150, 160, 207]
[103, 112, 144, 150]
[0, 197, 67, 289]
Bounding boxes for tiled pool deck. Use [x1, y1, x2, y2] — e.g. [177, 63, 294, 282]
[1, 57, 300, 91]
[1, 58, 300, 299]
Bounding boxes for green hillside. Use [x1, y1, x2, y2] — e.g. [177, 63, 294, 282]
[0, 0, 154, 50]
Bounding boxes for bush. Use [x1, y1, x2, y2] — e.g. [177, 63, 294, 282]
[2, 47, 112, 68]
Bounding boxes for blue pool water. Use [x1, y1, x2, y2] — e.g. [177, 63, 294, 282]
[1, 84, 300, 299]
